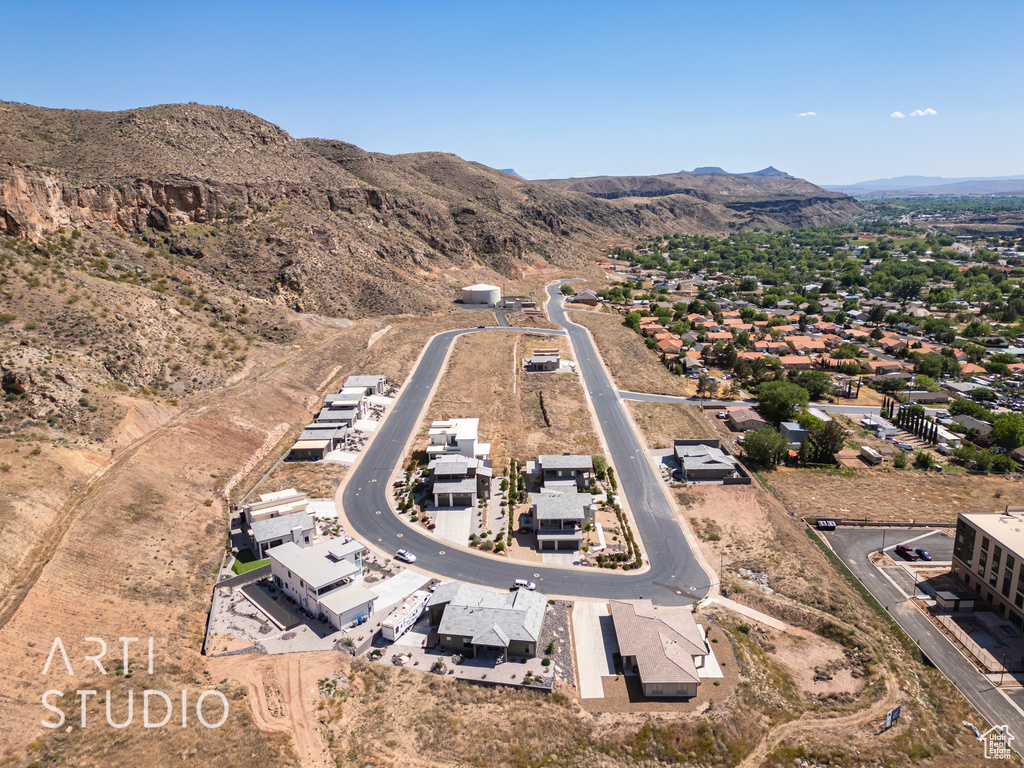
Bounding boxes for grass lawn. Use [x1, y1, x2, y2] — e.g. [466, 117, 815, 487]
[231, 548, 270, 574]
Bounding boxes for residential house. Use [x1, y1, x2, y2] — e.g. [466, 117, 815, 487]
[535, 454, 593, 489]
[427, 418, 490, 461]
[780, 422, 809, 446]
[526, 348, 560, 371]
[343, 375, 388, 395]
[430, 454, 492, 507]
[251, 511, 315, 558]
[610, 599, 709, 698]
[427, 581, 546, 658]
[573, 289, 600, 305]
[242, 488, 309, 529]
[727, 407, 769, 432]
[268, 537, 376, 629]
[317, 390, 368, 427]
[674, 439, 737, 481]
[950, 414, 992, 437]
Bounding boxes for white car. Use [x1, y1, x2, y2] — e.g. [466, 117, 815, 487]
[512, 579, 536, 591]
[394, 549, 416, 563]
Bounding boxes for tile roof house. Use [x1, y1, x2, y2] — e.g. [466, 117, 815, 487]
[428, 582, 546, 658]
[610, 600, 709, 698]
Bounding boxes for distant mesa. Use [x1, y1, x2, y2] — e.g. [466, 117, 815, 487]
[746, 166, 792, 178]
[499, 168, 525, 180]
[690, 166, 792, 178]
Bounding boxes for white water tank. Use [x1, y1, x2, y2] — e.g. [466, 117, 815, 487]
[461, 284, 501, 304]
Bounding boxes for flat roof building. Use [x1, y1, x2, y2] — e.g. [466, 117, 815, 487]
[952, 506, 1024, 629]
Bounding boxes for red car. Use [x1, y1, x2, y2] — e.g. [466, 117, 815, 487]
[895, 545, 919, 561]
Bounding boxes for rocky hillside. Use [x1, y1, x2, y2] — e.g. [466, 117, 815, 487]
[1, 101, 862, 318]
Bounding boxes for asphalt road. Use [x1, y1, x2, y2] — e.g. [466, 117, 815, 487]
[340, 284, 713, 605]
[824, 527, 1024, 754]
[617, 390, 881, 417]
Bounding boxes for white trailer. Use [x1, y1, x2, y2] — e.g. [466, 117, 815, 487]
[860, 445, 883, 465]
[381, 590, 431, 641]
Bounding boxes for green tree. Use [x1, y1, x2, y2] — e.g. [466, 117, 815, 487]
[991, 414, 1024, 451]
[810, 420, 846, 463]
[913, 451, 934, 470]
[560, 284, 575, 296]
[893, 451, 907, 469]
[793, 370, 833, 400]
[971, 388, 997, 403]
[742, 427, 789, 467]
[755, 381, 809, 425]
[912, 374, 939, 392]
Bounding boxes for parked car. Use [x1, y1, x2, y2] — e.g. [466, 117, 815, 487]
[895, 545, 919, 561]
[717, 411, 728, 419]
[915, 548, 933, 561]
[512, 578, 537, 591]
[395, 549, 416, 563]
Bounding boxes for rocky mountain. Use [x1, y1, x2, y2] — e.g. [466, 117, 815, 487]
[0, 101, 863, 321]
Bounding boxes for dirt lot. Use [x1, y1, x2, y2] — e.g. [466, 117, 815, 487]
[258, 460, 347, 500]
[570, 311, 688, 396]
[766, 467, 1022, 523]
[421, 331, 600, 466]
[626, 401, 718, 448]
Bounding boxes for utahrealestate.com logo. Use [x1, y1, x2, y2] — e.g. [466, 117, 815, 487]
[980, 725, 1015, 760]
[40, 637, 229, 729]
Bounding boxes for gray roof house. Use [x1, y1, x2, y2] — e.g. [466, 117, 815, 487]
[427, 582, 546, 658]
[674, 440, 737, 481]
[268, 537, 375, 630]
[429, 454, 492, 507]
[610, 599, 709, 698]
[529, 491, 594, 551]
[343, 375, 388, 395]
[536, 454, 593, 489]
[250, 511, 314, 558]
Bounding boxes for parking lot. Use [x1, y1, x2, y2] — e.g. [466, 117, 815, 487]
[821, 525, 1024, 754]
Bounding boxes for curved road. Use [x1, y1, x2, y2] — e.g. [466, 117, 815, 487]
[341, 285, 713, 604]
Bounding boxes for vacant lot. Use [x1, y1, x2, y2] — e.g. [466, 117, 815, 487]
[626, 401, 717, 449]
[766, 467, 1022, 523]
[423, 331, 600, 466]
[570, 311, 687, 396]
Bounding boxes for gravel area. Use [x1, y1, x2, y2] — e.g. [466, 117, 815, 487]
[537, 599, 575, 688]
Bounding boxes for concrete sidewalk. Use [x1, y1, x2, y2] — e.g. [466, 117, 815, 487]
[700, 596, 789, 631]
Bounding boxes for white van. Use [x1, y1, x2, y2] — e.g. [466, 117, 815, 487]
[512, 579, 537, 591]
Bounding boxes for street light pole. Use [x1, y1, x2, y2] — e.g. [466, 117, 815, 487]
[881, 529, 886, 556]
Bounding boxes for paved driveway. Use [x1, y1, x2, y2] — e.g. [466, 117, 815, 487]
[572, 600, 619, 699]
[433, 507, 472, 545]
[369, 570, 432, 612]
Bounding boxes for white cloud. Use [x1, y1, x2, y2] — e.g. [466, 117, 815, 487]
[798, 111, 816, 117]
[890, 111, 906, 119]
[909, 107, 938, 117]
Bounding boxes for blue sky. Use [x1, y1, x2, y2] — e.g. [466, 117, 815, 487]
[2, 0, 1021, 183]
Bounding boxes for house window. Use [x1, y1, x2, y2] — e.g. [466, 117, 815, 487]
[524, 645, 531, 655]
[676, 684, 687, 696]
[650, 683, 663, 695]
[982, 536, 990, 552]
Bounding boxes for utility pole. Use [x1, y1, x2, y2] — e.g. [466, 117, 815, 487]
[881, 529, 886, 556]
